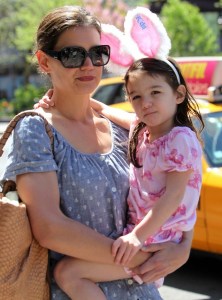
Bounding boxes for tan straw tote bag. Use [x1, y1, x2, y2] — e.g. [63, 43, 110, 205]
[0, 110, 52, 300]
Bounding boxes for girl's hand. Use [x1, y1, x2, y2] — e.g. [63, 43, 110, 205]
[34, 89, 54, 109]
[90, 98, 106, 112]
[112, 232, 143, 265]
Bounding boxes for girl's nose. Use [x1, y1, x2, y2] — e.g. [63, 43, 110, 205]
[142, 97, 152, 109]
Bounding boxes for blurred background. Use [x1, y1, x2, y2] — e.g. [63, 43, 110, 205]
[1, 0, 222, 118]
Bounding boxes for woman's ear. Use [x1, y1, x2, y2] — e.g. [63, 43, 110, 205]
[176, 85, 186, 104]
[36, 50, 51, 73]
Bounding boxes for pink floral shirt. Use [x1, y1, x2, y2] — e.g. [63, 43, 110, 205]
[126, 119, 202, 244]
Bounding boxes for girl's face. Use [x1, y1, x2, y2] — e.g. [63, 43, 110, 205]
[127, 71, 185, 136]
[38, 26, 103, 96]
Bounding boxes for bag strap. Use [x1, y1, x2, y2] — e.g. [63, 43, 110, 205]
[0, 110, 54, 157]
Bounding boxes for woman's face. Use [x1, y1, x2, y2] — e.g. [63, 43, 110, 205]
[45, 26, 103, 96]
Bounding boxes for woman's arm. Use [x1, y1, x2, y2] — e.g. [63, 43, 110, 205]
[133, 230, 193, 283]
[17, 171, 192, 281]
[17, 171, 149, 266]
[17, 171, 113, 263]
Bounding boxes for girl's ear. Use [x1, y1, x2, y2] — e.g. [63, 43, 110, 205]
[36, 50, 51, 73]
[176, 85, 186, 104]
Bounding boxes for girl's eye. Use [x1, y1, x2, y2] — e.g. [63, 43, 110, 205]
[131, 95, 140, 101]
[152, 90, 160, 95]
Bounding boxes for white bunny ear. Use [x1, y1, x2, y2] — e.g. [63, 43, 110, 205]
[124, 7, 171, 60]
[101, 24, 134, 75]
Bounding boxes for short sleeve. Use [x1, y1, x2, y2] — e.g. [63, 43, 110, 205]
[163, 127, 202, 172]
[1, 115, 58, 182]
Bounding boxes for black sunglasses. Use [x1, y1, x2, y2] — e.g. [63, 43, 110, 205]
[44, 45, 110, 68]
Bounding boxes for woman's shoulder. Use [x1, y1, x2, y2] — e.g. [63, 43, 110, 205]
[9, 110, 54, 156]
[14, 109, 47, 125]
[13, 109, 53, 137]
[0, 110, 57, 182]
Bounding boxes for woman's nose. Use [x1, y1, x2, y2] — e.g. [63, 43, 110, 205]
[81, 56, 94, 69]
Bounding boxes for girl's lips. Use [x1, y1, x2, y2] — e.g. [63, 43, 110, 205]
[77, 76, 94, 81]
[143, 111, 156, 118]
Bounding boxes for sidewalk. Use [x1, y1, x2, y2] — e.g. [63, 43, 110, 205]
[159, 285, 211, 300]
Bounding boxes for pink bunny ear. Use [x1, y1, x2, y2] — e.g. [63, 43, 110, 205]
[124, 7, 171, 60]
[101, 24, 134, 74]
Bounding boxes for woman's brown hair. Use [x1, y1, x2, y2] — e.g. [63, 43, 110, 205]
[35, 6, 101, 53]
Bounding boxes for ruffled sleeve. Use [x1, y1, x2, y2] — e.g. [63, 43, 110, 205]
[162, 127, 202, 172]
[1, 115, 58, 182]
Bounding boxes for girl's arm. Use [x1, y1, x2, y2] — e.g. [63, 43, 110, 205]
[34, 92, 134, 130]
[133, 170, 192, 243]
[112, 169, 192, 265]
[91, 98, 134, 130]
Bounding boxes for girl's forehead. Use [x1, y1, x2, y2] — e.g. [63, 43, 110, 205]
[126, 72, 169, 93]
[128, 71, 164, 85]
[129, 70, 146, 78]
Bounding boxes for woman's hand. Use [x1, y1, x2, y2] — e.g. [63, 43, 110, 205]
[132, 231, 193, 283]
[34, 89, 54, 109]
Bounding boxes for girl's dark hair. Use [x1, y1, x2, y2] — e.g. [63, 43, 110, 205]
[35, 6, 101, 53]
[124, 57, 204, 167]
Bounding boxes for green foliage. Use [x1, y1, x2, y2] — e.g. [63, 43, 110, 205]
[11, 84, 46, 114]
[14, 0, 82, 52]
[0, 84, 45, 118]
[161, 0, 218, 56]
[0, 0, 20, 48]
[0, 0, 82, 76]
[215, 0, 222, 7]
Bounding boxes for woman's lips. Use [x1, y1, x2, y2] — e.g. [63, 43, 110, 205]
[77, 76, 94, 81]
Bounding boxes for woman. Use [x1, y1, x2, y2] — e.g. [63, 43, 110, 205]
[2, 6, 193, 299]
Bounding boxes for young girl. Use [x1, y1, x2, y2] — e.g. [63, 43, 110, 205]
[40, 57, 204, 299]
